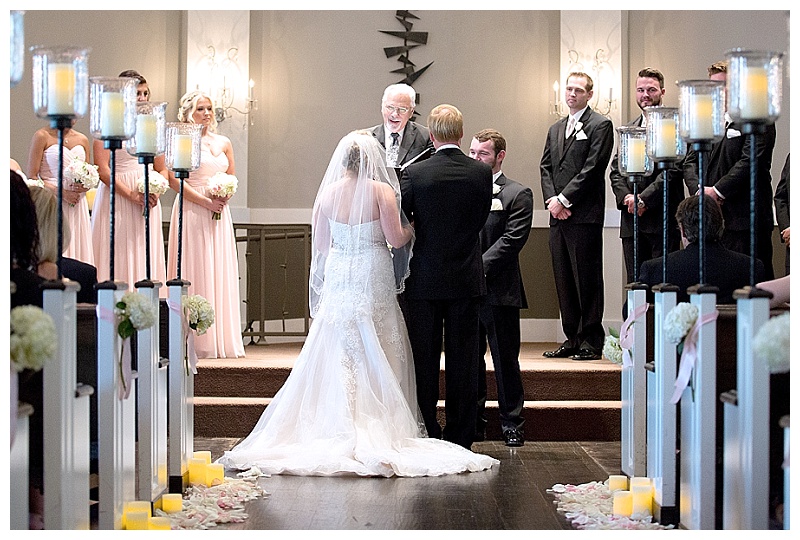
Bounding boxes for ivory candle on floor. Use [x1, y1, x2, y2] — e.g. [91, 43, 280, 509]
[188, 457, 207, 486]
[122, 500, 151, 528]
[160, 493, 182, 514]
[206, 463, 225, 487]
[632, 484, 653, 516]
[607, 474, 628, 491]
[193, 450, 212, 464]
[612, 490, 633, 517]
[149, 516, 172, 530]
[125, 510, 150, 530]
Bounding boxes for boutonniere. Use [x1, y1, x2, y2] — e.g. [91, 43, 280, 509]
[574, 121, 583, 132]
[492, 183, 502, 196]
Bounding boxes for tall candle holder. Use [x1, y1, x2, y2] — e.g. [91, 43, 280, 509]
[10, 11, 25, 88]
[678, 79, 725, 288]
[165, 122, 203, 281]
[90, 76, 138, 284]
[725, 48, 784, 289]
[31, 45, 90, 279]
[127, 101, 168, 281]
[645, 106, 686, 286]
[617, 126, 653, 284]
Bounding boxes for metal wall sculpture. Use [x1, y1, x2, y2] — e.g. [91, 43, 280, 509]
[380, 10, 433, 117]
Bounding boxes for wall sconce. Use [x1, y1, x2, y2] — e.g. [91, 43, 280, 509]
[205, 45, 257, 127]
[551, 48, 617, 118]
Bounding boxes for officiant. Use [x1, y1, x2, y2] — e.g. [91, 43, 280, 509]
[369, 83, 434, 172]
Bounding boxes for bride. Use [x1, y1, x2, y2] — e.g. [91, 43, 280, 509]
[218, 131, 499, 477]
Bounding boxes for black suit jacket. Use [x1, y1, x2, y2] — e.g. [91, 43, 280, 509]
[540, 107, 614, 225]
[481, 174, 533, 308]
[370, 121, 434, 168]
[609, 114, 688, 238]
[639, 242, 765, 304]
[774, 153, 790, 234]
[683, 121, 776, 233]
[400, 147, 492, 300]
[62, 256, 98, 304]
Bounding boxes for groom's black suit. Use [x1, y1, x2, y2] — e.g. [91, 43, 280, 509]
[401, 146, 492, 448]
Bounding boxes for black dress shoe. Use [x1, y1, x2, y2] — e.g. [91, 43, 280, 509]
[543, 345, 578, 358]
[503, 429, 524, 447]
[570, 348, 601, 361]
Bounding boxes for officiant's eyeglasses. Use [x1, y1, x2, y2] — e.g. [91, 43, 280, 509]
[384, 105, 411, 115]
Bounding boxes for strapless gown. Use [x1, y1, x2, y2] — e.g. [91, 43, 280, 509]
[167, 147, 245, 359]
[91, 149, 167, 296]
[39, 145, 94, 265]
[217, 220, 499, 477]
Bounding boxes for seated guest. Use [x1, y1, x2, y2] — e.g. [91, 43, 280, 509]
[639, 194, 765, 304]
[757, 274, 790, 309]
[29, 185, 98, 303]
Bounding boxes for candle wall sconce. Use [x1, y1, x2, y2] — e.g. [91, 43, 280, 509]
[551, 48, 617, 117]
[10, 11, 25, 88]
[204, 45, 257, 127]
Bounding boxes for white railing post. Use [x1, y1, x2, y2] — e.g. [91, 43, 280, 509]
[167, 279, 193, 493]
[621, 286, 647, 477]
[10, 402, 34, 530]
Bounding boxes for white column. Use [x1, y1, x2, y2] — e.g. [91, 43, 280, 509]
[167, 280, 193, 493]
[621, 287, 647, 477]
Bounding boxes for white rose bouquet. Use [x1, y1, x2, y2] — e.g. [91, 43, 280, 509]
[115, 291, 158, 398]
[137, 170, 170, 215]
[10, 305, 57, 373]
[602, 327, 623, 365]
[208, 172, 238, 220]
[664, 302, 698, 355]
[64, 158, 100, 190]
[753, 312, 790, 373]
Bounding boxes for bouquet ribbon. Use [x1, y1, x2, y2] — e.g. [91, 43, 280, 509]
[619, 303, 648, 368]
[96, 304, 133, 400]
[669, 309, 719, 404]
[167, 299, 199, 375]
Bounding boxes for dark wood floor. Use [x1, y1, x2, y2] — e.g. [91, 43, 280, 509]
[195, 437, 621, 530]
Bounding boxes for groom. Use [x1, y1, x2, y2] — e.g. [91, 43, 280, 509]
[400, 104, 492, 449]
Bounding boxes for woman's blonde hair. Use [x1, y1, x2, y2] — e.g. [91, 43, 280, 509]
[29, 185, 71, 263]
[177, 90, 217, 131]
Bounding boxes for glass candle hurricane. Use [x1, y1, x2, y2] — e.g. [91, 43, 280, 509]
[31, 45, 90, 119]
[677, 79, 725, 143]
[127, 101, 168, 156]
[617, 126, 653, 177]
[165, 122, 202, 172]
[644, 106, 685, 163]
[90, 76, 138, 141]
[725, 48, 784, 124]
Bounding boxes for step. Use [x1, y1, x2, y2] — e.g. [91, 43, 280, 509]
[193, 397, 621, 442]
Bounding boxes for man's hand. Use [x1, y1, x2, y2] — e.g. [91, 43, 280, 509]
[546, 197, 571, 220]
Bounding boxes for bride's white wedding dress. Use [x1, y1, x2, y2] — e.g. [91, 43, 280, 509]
[218, 220, 499, 477]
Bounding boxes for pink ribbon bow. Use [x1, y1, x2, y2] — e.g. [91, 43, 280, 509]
[96, 304, 132, 400]
[669, 309, 719, 404]
[619, 303, 648, 368]
[167, 299, 198, 375]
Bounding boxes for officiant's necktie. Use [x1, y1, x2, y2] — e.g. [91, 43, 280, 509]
[565, 116, 576, 139]
[387, 132, 400, 167]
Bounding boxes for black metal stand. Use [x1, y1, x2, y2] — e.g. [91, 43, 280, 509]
[655, 161, 676, 285]
[103, 139, 124, 282]
[691, 141, 713, 287]
[138, 154, 156, 281]
[50, 115, 74, 280]
[741, 122, 767, 287]
[173, 170, 190, 281]
[629, 174, 642, 284]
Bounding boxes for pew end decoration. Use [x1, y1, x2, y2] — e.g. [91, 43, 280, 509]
[753, 312, 790, 373]
[207, 172, 238, 220]
[10, 305, 57, 373]
[664, 302, 698, 356]
[181, 294, 214, 374]
[114, 290, 158, 398]
[603, 327, 623, 365]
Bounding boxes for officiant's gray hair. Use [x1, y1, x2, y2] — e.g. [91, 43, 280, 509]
[382, 84, 416, 107]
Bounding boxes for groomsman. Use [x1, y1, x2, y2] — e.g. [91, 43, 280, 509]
[369, 83, 433, 170]
[540, 72, 614, 361]
[401, 104, 492, 449]
[469, 129, 532, 447]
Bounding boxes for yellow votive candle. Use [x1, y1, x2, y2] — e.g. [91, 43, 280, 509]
[122, 500, 152, 528]
[740, 67, 769, 120]
[206, 463, 225, 487]
[627, 138, 646, 173]
[188, 457, 207, 486]
[689, 94, 714, 139]
[160, 493, 182, 514]
[47, 63, 76, 115]
[631, 484, 653, 516]
[654, 117, 677, 158]
[136, 114, 158, 154]
[172, 134, 193, 170]
[193, 450, 212, 464]
[125, 510, 150, 530]
[149, 516, 172, 530]
[612, 490, 633, 517]
[100, 92, 126, 137]
[607, 474, 628, 492]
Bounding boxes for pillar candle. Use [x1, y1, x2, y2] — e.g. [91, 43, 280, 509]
[653, 117, 677, 158]
[629, 476, 651, 488]
[607, 474, 628, 492]
[631, 484, 653, 516]
[160, 493, 182, 514]
[149, 516, 172, 530]
[122, 500, 152, 528]
[125, 510, 150, 530]
[100, 92, 126, 137]
[206, 463, 225, 487]
[136, 114, 158, 154]
[193, 450, 212, 464]
[740, 66, 769, 120]
[172, 134, 194, 170]
[689, 94, 714, 139]
[47, 63, 76, 115]
[627, 138, 646, 173]
[612, 490, 633, 517]
[188, 457, 207, 486]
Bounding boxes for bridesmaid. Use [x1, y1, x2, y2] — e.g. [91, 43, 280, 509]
[26, 119, 94, 265]
[91, 70, 168, 294]
[167, 90, 245, 359]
